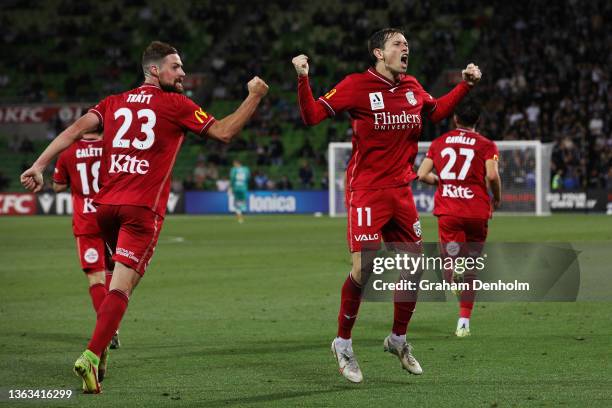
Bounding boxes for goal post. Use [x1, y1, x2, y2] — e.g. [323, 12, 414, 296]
[328, 141, 553, 217]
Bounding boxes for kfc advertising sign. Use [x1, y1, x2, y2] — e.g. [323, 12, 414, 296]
[0, 193, 37, 215]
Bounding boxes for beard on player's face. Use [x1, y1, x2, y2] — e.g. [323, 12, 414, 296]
[159, 78, 185, 93]
[159, 75, 184, 94]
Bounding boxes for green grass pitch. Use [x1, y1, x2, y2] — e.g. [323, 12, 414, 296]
[1, 215, 611, 407]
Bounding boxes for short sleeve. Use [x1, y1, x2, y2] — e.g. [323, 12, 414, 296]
[484, 140, 499, 162]
[175, 95, 216, 135]
[53, 153, 69, 185]
[317, 76, 355, 116]
[425, 141, 436, 160]
[89, 97, 109, 125]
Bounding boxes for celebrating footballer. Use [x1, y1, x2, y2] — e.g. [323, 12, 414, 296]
[293, 28, 481, 383]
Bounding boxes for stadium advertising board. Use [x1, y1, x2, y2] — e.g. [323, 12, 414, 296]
[0, 193, 37, 215]
[185, 191, 328, 214]
[0, 104, 89, 124]
[0, 192, 184, 215]
[412, 191, 435, 213]
[547, 189, 609, 213]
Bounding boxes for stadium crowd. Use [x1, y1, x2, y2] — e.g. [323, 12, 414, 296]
[472, 0, 611, 190]
[0, 0, 609, 191]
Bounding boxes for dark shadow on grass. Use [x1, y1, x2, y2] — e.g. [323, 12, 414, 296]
[198, 383, 405, 406]
[140, 339, 328, 358]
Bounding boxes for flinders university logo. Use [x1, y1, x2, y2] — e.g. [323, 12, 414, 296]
[406, 91, 417, 106]
[373, 110, 422, 130]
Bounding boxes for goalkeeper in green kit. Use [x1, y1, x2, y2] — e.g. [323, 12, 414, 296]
[229, 159, 251, 223]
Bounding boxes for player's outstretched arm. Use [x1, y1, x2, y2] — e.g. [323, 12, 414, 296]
[417, 158, 439, 185]
[207, 77, 268, 143]
[428, 63, 482, 123]
[20, 112, 100, 192]
[293, 54, 328, 126]
[486, 159, 502, 210]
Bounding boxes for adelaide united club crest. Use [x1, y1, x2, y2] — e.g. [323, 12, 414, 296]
[405, 91, 417, 106]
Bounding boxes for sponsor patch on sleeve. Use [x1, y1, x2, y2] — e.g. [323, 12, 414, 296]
[324, 89, 337, 100]
[194, 108, 209, 124]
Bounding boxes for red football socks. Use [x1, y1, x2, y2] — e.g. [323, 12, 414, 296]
[337, 275, 362, 339]
[459, 302, 474, 318]
[88, 283, 107, 313]
[87, 289, 129, 357]
[392, 300, 416, 336]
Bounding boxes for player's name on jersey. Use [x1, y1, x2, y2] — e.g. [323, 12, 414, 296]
[126, 93, 153, 104]
[445, 135, 476, 145]
[76, 146, 103, 159]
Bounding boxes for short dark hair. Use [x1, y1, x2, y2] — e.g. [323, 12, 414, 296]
[142, 41, 178, 75]
[368, 28, 405, 66]
[454, 97, 481, 127]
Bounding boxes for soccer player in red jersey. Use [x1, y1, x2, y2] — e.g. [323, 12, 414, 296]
[52, 131, 117, 380]
[417, 98, 502, 337]
[293, 28, 482, 382]
[21, 41, 268, 393]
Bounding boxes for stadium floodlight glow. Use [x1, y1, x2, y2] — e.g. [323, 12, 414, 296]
[328, 141, 553, 217]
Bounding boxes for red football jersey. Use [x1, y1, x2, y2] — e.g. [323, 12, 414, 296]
[89, 84, 215, 217]
[53, 139, 104, 235]
[319, 68, 436, 190]
[426, 128, 499, 219]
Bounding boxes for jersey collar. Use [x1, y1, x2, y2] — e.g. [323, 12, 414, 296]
[140, 83, 161, 90]
[367, 68, 401, 87]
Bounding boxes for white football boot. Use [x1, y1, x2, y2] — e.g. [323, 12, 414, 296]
[331, 338, 363, 383]
[455, 318, 471, 337]
[383, 335, 423, 375]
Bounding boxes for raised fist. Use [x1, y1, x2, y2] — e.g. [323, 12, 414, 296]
[462, 63, 482, 86]
[248, 76, 269, 97]
[292, 54, 309, 76]
[20, 166, 44, 193]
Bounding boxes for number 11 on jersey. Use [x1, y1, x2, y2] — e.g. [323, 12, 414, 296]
[356, 207, 372, 227]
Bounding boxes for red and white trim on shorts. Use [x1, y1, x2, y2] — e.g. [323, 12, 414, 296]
[136, 214, 160, 274]
[348, 190, 355, 252]
[76, 235, 82, 260]
[348, 143, 360, 192]
[346, 143, 360, 252]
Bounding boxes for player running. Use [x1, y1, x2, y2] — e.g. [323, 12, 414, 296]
[229, 159, 250, 223]
[417, 98, 501, 337]
[52, 131, 117, 381]
[21, 41, 268, 393]
[293, 28, 481, 382]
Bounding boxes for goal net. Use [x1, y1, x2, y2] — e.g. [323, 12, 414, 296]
[328, 141, 553, 216]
